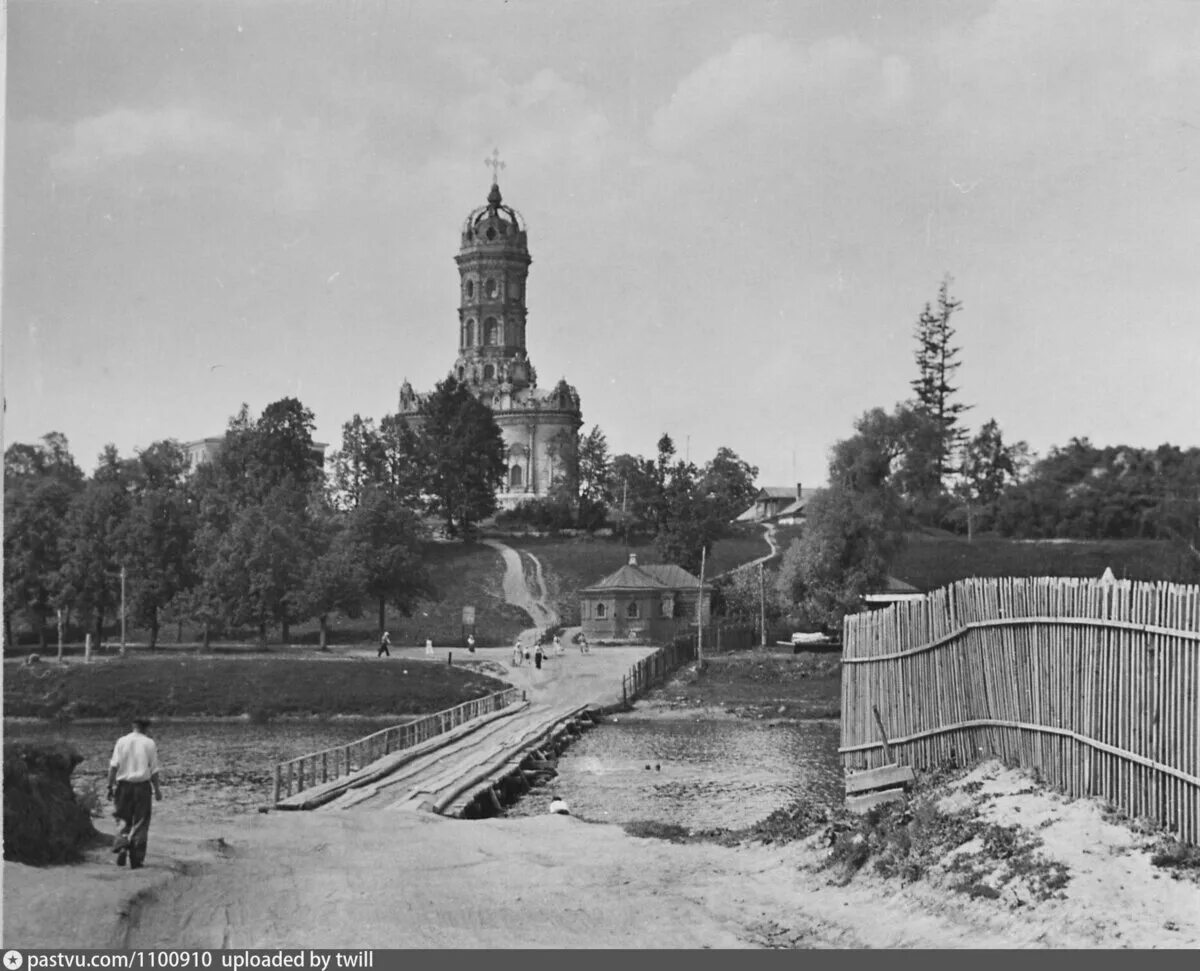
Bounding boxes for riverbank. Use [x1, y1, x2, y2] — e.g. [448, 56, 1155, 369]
[5, 756, 1197, 948]
[2, 652, 510, 720]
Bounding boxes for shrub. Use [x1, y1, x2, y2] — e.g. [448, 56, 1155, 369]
[4, 739, 101, 865]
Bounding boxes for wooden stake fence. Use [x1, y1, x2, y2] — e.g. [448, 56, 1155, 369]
[620, 634, 699, 706]
[272, 687, 523, 803]
[840, 577, 1199, 844]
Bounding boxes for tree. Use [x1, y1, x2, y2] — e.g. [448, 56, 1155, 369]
[910, 276, 971, 490]
[344, 489, 432, 633]
[188, 399, 325, 644]
[119, 441, 197, 648]
[328, 414, 386, 511]
[3, 434, 84, 649]
[776, 407, 910, 630]
[300, 514, 369, 650]
[57, 446, 134, 647]
[418, 376, 506, 536]
[577, 425, 612, 503]
[377, 413, 429, 506]
[700, 446, 759, 524]
[954, 419, 1029, 540]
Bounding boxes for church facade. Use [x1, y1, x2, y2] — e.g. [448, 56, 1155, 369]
[398, 175, 582, 510]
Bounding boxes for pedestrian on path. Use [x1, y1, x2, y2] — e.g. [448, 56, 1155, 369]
[467, 634, 476, 654]
[425, 638, 434, 656]
[512, 642, 522, 667]
[554, 634, 563, 658]
[579, 633, 589, 654]
[106, 717, 162, 870]
[377, 631, 391, 657]
[534, 643, 544, 670]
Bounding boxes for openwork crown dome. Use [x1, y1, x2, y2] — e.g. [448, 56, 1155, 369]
[461, 182, 527, 245]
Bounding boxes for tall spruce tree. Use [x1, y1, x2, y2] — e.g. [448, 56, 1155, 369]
[910, 276, 971, 488]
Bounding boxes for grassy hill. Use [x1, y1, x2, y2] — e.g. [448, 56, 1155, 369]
[890, 531, 1191, 591]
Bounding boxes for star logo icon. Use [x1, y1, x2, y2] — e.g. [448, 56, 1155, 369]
[4, 950, 23, 969]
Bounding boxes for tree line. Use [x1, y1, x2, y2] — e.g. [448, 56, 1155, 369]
[4, 372, 762, 650]
[4, 377, 503, 651]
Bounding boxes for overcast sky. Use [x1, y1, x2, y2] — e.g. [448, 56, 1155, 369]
[5, 0, 1199, 489]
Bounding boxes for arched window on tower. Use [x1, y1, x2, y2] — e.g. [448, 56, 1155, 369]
[510, 465, 523, 489]
[465, 279, 474, 299]
[484, 317, 499, 345]
[466, 319, 476, 346]
[457, 366, 465, 381]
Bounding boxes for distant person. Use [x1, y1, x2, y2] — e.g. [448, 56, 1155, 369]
[512, 643, 523, 667]
[554, 634, 563, 657]
[467, 634, 476, 654]
[106, 717, 163, 870]
[377, 631, 391, 657]
[534, 643, 544, 670]
[425, 638, 434, 656]
[548, 794, 570, 816]
[579, 633, 588, 654]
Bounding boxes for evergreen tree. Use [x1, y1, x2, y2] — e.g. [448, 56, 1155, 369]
[910, 276, 971, 488]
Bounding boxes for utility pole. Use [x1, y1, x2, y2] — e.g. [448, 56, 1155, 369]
[696, 557, 703, 664]
[57, 609, 64, 664]
[120, 564, 127, 657]
[759, 561, 767, 647]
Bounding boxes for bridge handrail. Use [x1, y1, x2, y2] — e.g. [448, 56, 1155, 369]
[272, 686, 524, 802]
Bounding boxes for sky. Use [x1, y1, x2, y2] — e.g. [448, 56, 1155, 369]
[4, 0, 1199, 490]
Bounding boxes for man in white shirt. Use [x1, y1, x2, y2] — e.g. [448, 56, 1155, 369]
[106, 717, 163, 870]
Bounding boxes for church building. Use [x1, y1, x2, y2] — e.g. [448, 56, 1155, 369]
[398, 162, 582, 510]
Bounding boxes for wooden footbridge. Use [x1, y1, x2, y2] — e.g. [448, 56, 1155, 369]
[271, 644, 670, 818]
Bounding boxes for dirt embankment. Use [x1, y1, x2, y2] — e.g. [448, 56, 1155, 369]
[632, 649, 842, 721]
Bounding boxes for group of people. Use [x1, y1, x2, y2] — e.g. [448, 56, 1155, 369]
[510, 631, 589, 668]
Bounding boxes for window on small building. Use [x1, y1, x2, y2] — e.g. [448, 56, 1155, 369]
[596, 603, 607, 619]
[510, 465, 522, 488]
[627, 601, 639, 619]
[660, 599, 672, 617]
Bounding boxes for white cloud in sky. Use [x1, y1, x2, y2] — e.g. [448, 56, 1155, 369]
[50, 105, 250, 177]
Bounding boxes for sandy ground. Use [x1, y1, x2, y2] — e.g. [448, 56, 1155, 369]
[6, 748, 1198, 948]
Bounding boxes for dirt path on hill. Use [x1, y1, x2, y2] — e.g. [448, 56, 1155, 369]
[481, 537, 558, 637]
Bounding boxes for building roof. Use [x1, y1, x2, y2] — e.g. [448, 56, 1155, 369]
[580, 555, 710, 595]
[641, 563, 704, 588]
[581, 563, 667, 593]
[757, 486, 798, 500]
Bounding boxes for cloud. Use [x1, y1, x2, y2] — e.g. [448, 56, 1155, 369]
[50, 105, 250, 177]
[649, 33, 906, 154]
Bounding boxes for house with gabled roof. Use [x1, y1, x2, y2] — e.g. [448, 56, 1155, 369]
[734, 483, 817, 525]
[579, 553, 711, 643]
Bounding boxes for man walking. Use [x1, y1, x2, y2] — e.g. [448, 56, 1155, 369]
[377, 630, 391, 657]
[107, 717, 162, 870]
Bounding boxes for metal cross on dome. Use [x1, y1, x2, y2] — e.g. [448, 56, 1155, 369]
[485, 147, 505, 185]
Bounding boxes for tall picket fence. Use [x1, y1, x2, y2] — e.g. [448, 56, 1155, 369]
[840, 577, 1199, 844]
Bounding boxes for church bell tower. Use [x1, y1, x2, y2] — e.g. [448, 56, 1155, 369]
[452, 151, 536, 400]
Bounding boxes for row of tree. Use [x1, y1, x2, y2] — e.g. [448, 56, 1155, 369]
[4, 377, 508, 651]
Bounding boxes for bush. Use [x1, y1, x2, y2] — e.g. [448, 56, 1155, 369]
[4, 739, 101, 865]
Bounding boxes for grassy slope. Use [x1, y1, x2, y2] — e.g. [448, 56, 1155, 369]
[3, 656, 510, 720]
[892, 532, 1189, 591]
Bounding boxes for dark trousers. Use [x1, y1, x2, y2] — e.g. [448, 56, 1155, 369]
[377, 644, 390, 656]
[114, 780, 153, 867]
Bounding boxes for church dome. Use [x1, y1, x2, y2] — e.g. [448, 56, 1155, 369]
[461, 182, 527, 248]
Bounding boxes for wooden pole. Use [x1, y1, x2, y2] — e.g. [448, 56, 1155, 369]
[697, 546, 706, 666]
[120, 565, 127, 656]
[56, 609, 64, 663]
[759, 562, 767, 647]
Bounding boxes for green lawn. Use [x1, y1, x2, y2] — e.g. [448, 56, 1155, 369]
[891, 532, 1191, 591]
[3, 655, 510, 720]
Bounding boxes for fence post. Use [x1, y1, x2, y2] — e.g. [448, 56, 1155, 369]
[273, 764, 281, 804]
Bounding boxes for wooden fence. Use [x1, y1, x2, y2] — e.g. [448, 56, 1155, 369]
[272, 687, 523, 802]
[840, 577, 1199, 844]
[621, 634, 699, 706]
